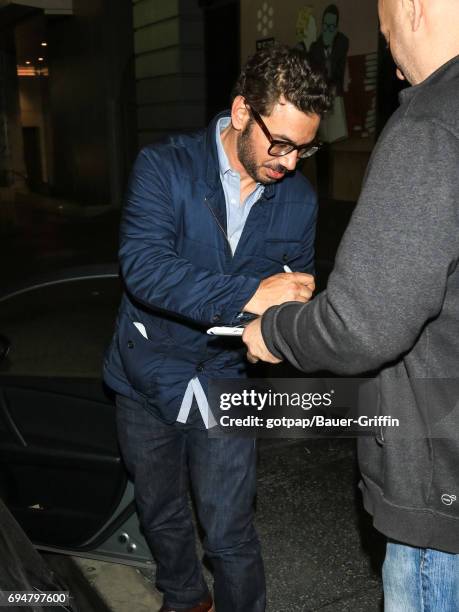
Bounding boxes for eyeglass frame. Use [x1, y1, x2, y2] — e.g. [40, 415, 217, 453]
[246, 104, 321, 160]
[322, 22, 338, 33]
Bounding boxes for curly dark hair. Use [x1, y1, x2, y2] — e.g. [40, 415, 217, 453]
[232, 44, 332, 117]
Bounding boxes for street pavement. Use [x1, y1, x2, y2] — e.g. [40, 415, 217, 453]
[257, 439, 384, 611]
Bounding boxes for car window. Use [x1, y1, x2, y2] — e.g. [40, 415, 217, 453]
[0, 276, 121, 378]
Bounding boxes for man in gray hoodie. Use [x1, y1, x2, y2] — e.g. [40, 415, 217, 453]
[243, 0, 459, 609]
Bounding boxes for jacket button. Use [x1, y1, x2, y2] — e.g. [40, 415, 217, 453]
[212, 314, 221, 323]
[196, 364, 204, 373]
[282, 254, 289, 262]
[127, 340, 134, 349]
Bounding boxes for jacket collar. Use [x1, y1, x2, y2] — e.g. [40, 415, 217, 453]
[205, 110, 230, 195]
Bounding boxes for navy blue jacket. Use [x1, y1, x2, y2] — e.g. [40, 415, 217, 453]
[103, 112, 318, 422]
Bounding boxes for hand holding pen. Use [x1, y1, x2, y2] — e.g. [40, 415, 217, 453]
[208, 265, 315, 337]
[242, 265, 315, 316]
[241, 264, 315, 363]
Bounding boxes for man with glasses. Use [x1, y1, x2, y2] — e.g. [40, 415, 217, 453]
[309, 5, 349, 193]
[104, 45, 330, 612]
[244, 1, 459, 610]
[309, 4, 349, 97]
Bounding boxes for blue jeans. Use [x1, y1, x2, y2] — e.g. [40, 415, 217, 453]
[383, 541, 459, 611]
[116, 394, 265, 611]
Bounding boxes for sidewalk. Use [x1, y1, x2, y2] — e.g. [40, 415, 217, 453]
[74, 558, 162, 612]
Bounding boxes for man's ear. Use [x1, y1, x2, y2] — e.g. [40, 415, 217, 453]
[231, 95, 250, 131]
[406, 0, 423, 32]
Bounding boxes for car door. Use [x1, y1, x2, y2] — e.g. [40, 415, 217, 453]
[0, 265, 153, 568]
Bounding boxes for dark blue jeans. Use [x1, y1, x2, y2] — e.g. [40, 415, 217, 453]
[116, 394, 266, 611]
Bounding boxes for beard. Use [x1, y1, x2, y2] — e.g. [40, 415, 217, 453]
[237, 119, 289, 185]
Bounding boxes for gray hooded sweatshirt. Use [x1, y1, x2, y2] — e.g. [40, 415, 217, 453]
[262, 56, 459, 553]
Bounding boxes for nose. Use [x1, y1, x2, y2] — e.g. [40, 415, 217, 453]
[283, 150, 299, 171]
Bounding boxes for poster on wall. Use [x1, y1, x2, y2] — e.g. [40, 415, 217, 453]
[242, 0, 379, 143]
[295, 7, 317, 52]
[307, 4, 349, 142]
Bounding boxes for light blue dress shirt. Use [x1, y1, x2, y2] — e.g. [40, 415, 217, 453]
[216, 117, 265, 254]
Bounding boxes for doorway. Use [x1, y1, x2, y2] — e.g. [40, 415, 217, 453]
[22, 126, 43, 192]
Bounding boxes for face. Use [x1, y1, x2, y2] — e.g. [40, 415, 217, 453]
[237, 100, 320, 185]
[322, 12, 338, 47]
[378, 0, 415, 83]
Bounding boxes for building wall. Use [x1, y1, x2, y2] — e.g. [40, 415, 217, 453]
[47, 0, 136, 206]
[241, 1, 379, 138]
[0, 29, 26, 189]
[241, 0, 378, 61]
[133, 0, 206, 147]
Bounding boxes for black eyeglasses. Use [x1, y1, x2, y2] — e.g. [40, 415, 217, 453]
[248, 105, 321, 159]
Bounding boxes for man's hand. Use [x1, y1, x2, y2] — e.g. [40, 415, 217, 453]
[243, 272, 314, 315]
[242, 318, 283, 364]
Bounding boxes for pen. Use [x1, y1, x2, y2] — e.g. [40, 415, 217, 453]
[283, 265, 293, 273]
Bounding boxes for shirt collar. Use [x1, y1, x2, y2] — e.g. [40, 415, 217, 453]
[216, 116, 233, 176]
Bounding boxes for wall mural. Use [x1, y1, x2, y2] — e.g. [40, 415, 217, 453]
[256, 2, 275, 39]
[245, 1, 379, 144]
[308, 4, 349, 142]
[301, 2, 378, 142]
[295, 7, 317, 52]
